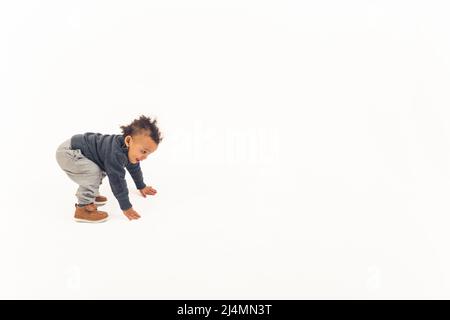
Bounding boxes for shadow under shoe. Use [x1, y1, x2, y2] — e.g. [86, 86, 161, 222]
[74, 203, 108, 223]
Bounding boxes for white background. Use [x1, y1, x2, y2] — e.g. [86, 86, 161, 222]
[1, 0, 450, 299]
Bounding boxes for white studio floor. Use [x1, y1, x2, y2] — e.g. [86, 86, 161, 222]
[2, 0, 450, 299]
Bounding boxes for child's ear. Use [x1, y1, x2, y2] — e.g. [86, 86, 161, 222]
[124, 135, 132, 147]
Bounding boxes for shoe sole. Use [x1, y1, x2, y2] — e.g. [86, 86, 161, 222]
[74, 216, 109, 223]
[94, 201, 107, 206]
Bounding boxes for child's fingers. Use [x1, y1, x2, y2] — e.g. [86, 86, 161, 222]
[131, 210, 141, 219]
[125, 210, 139, 220]
[126, 212, 139, 220]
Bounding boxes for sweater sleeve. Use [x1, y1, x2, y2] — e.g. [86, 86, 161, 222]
[104, 152, 132, 211]
[125, 162, 146, 190]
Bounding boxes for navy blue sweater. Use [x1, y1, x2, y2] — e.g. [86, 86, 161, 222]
[71, 133, 146, 210]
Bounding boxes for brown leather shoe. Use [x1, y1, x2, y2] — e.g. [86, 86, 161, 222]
[74, 203, 108, 223]
[94, 195, 107, 206]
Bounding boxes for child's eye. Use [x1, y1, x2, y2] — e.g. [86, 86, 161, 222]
[142, 150, 147, 154]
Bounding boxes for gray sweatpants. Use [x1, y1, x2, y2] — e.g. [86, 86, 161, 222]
[55, 139, 107, 205]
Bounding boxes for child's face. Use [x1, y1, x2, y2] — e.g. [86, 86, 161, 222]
[124, 133, 158, 164]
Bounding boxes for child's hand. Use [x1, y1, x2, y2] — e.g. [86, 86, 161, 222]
[139, 186, 157, 198]
[123, 207, 141, 220]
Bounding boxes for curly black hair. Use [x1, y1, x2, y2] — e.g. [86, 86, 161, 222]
[120, 115, 163, 144]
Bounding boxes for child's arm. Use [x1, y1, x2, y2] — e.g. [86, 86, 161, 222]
[125, 162, 146, 190]
[105, 153, 140, 219]
[126, 162, 158, 197]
